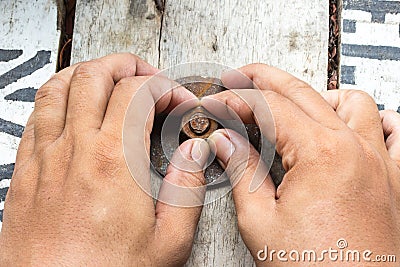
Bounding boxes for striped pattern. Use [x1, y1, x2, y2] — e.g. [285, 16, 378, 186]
[340, 0, 400, 111]
[0, 0, 60, 230]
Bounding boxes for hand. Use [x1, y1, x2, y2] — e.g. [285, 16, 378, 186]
[203, 64, 400, 266]
[0, 53, 210, 266]
[379, 109, 400, 167]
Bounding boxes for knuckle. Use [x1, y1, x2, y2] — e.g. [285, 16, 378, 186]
[119, 52, 140, 62]
[249, 63, 271, 69]
[381, 109, 400, 122]
[57, 126, 75, 146]
[344, 90, 375, 105]
[126, 52, 139, 58]
[100, 53, 141, 78]
[73, 60, 107, 81]
[165, 171, 205, 188]
[115, 76, 147, 90]
[114, 76, 132, 89]
[35, 77, 68, 105]
[106, 52, 138, 59]
[226, 93, 250, 114]
[34, 123, 61, 142]
[21, 121, 35, 140]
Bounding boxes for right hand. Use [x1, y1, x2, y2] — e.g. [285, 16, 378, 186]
[203, 63, 400, 266]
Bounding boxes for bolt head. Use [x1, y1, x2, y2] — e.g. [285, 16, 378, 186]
[189, 113, 210, 135]
[181, 107, 218, 139]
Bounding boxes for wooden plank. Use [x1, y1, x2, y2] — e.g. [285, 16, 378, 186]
[339, 0, 400, 111]
[0, 0, 61, 230]
[71, 0, 162, 66]
[160, 1, 328, 91]
[159, 2, 328, 266]
[72, 0, 328, 265]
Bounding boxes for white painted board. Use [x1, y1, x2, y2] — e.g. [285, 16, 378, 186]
[339, 0, 400, 112]
[0, 0, 61, 230]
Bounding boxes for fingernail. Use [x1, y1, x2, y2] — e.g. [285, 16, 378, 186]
[207, 130, 235, 168]
[191, 139, 210, 167]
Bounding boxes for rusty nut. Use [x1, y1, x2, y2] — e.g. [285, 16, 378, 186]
[182, 107, 218, 139]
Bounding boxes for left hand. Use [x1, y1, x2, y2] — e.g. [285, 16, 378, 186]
[0, 53, 209, 266]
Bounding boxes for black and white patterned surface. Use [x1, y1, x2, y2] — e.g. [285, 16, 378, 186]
[340, 0, 400, 111]
[0, 1, 59, 230]
[0, 49, 51, 199]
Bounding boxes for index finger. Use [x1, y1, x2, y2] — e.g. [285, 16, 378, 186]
[221, 64, 344, 130]
[65, 53, 159, 133]
[121, 74, 199, 197]
[202, 89, 319, 171]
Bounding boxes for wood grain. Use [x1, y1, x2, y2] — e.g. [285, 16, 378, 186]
[72, 0, 162, 66]
[159, 1, 328, 91]
[72, 0, 328, 265]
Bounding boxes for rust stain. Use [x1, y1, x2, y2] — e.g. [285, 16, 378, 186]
[196, 79, 215, 97]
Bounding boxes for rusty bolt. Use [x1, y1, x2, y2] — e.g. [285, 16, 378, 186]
[182, 107, 218, 139]
[189, 113, 211, 135]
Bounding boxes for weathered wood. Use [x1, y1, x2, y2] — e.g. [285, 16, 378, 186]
[0, 0, 61, 230]
[159, 1, 328, 91]
[159, 3, 328, 265]
[72, 0, 162, 66]
[72, 0, 328, 265]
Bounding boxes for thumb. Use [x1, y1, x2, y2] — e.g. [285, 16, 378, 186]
[208, 129, 276, 217]
[154, 139, 209, 265]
